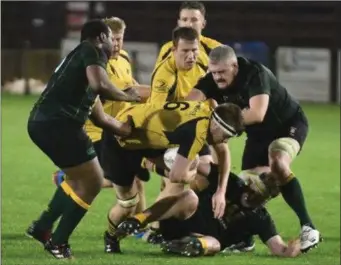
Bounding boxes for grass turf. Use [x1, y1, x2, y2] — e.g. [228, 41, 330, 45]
[1, 95, 340, 265]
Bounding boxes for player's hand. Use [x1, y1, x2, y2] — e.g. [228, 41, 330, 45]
[124, 87, 141, 102]
[114, 115, 133, 138]
[212, 190, 226, 219]
[286, 238, 301, 257]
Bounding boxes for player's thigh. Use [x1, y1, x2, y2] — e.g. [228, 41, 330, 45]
[268, 115, 308, 164]
[101, 130, 143, 187]
[62, 157, 103, 183]
[28, 120, 97, 169]
[241, 137, 273, 171]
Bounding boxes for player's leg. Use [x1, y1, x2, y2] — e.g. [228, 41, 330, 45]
[268, 118, 320, 252]
[101, 130, 143, 253]
[27, 121, 103, 259]
[134, 178, 146, 213]
[116, 189, 199, 239]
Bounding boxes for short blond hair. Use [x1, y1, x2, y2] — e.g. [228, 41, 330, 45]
[102, 17, 126, 33]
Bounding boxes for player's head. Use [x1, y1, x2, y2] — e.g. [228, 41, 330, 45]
[172, 27, 199, 70]
[208, 103, 244, 144]
[208, 45, 239, 89]
[80, 19, 113, 58]
[103, 17, 126, 59]
[178, 1, 206, 36]
[241, 172, 281, 208]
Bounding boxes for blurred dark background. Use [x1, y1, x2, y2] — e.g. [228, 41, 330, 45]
[1, 1, 341, 102]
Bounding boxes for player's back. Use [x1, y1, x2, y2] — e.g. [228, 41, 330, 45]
[30, 41, 108, 124]
[156, 35, 221, 66]
[115, 101, 212, 151]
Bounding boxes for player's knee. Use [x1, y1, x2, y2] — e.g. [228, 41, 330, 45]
[117, 193, 140, 214]
[177, 190, 198, 219]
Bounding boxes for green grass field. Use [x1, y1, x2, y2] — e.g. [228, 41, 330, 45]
[2, 95, 340, 265]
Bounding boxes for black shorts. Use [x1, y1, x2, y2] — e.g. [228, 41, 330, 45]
[101, 130, 165, 187]
[28, 120, 96, 169]
[242, 109, 309, 170]
[159, 191, 223, 243]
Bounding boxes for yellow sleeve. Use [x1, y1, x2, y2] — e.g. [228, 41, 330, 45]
[178, 119, 208, 160]
[106, 60, 117, 84]
[155, 41, 173, 66]
[148, 65, 176, 103]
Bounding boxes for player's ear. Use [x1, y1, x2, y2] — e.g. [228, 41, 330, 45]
[99, 32, 106, 43]
[201, 19, 207, 30]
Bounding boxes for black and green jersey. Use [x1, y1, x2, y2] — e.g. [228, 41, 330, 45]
[29, 41, 108, 125]
[196, 57, 301, 136]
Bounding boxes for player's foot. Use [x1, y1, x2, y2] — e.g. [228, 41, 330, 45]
[44, 239, 73, 259]
[300, 225, 321, 252]
[161, 237, 204, 257]
[115, 217, 142, 239]
[104, 231, 122, 253]
[25, 221, 51, 245]
[52, 170, 65, 187]
[141, 227, 165, 244]
[223, 239, 256, 253]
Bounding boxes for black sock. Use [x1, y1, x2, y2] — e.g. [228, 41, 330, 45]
[51, 195, 88, 245]
[36, 186, 68, 230]
[280, 177, 315, 229]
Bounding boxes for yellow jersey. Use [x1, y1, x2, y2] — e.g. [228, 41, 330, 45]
[84, 50, 136, 142]
[115, 100, 214, 160]
[148, 55, 207, 103]
[155, 35, 221, 67]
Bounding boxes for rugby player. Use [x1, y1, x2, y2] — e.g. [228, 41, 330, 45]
[115, 162, 302, 258]
[186, 45, 321, 252]
[101, 100, 244, 253]
[25, 19, 140, 259]
[156, 1, 221, 66]
[53, 17, 150, 213]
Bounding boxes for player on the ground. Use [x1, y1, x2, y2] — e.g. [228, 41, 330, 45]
[25, 19, 140, 259]
[156, 1, 221, 66]
[101, 100, 244, 253]
[53, 17, 150, 212]
[115, 162, 302, 258]
[186, 45, 321, 252]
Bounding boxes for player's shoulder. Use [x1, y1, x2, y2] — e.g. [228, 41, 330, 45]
[158, 41, 174, 61]
[118, 49, 131, 64]
[200, 35, 222, 49]
[153, 56, 175, 77]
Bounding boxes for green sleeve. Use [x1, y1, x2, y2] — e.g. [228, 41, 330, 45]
[248, 68, 271, 98]
[81, 43, 107, 69]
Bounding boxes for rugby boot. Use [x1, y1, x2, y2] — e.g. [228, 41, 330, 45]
[44, 239, 73, 259]
[25, 221, 51, 245]
[104, 231, 122, 253]
[161, 236, 205, 257]
[300, 225, 322, 253]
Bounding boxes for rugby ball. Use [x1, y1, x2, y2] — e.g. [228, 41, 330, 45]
[163, 147, 199, 170]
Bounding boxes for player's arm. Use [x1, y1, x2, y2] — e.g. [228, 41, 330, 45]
[253, 208, 301, 258]
[82, 45, 140, 102]
[266, 236, 301, 258]
[168, 120, 206, 184]
[127, 84, 151, 103]
[242, 70, 271, 125]
[89, 98, 131, 137]
[148, 68, 175, 103]
[86, 65, 140, 102]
